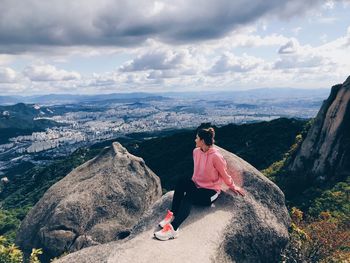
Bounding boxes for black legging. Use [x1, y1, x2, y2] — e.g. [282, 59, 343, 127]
[171, 176, 219, 230]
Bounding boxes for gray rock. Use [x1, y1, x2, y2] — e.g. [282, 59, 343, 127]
[15, 142, 162, 258]
[288, 75, 350, 180]
[55, 145, 290, 263]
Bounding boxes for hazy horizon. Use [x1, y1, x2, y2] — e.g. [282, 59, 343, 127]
[0, 86, 332, 97]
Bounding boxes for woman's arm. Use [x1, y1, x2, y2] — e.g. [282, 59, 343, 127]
[213, 154, 245, 196]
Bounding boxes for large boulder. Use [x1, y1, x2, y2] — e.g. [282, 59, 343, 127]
[16, 142, 162, 258]
[288, 75, 350, 180]
[55, 145, 290, 263]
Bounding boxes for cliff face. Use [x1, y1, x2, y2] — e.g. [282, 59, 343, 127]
[288, 76, 350, 180]
[15, 142, 162, 259]
[56, 145, 291, 263]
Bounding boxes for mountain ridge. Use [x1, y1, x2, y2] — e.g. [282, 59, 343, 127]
[0, 88, 330, 105]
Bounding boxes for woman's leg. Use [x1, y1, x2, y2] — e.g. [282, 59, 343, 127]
[171, 184, 218, 230]
[170, 176, 193, 216]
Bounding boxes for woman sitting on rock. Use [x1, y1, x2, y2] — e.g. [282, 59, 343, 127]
[154, 127, 245, 241]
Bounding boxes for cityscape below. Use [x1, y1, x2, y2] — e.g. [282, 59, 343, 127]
[0, 88, 330, 177]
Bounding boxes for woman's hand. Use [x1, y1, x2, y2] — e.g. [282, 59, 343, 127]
[230, 185, 245, 196]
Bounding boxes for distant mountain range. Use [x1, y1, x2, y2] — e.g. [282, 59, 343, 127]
[160, 88, 331, 101]
[0, 88, 331, 105]
[0, 93, 169, 105]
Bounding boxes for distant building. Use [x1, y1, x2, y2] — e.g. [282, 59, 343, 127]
[1, 177, 9, 184]
[0, 177, 9, 194]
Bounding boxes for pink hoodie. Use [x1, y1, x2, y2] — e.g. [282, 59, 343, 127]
[192, 146, 236, 192]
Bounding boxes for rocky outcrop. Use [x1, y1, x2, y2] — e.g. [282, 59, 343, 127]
[288, 76, 350, 180]
[15, 142, 162, 258]
[55, 145, 291, 263]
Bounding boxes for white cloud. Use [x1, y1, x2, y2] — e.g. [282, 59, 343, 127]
[323, 0, 335, 9]
[316, 16, 338, 24]
[202, 30, 290, 50]
[274, 55, 326, 69]
[278, 39, 299, 54]
[0, 55, 15, 65]
[84, 72, 126, 88]
[147, 70, 179, 79]
[274, 37, 336, 70]
[116, 45, 203, 84]
[23, 63, 81, 81]
[0, 67, 18, 83]
[209, 53, 264, 74]
[231, 33, 290, 48]
[0, 83, 28, 95]
[274, 36, 345, 83]
[345, 26, 350, 47]
[292, 27, 302, 35]
[317, 25, 350, 50]
[119, 49, 187, 72]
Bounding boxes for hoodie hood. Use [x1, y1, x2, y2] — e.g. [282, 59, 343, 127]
[197, 146, 218, 155]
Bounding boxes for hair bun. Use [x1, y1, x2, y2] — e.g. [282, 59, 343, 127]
[197, 127, 215, 146]
[208, 127, 215, 137]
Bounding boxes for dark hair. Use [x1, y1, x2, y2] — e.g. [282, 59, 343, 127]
[197, 127, 215, 146]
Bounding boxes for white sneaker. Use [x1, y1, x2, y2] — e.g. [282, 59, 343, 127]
[158, 210, 174, 228]
[154, 223, 179, 241]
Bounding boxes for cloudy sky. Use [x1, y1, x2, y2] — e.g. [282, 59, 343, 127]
[0, 0, 349, 95]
